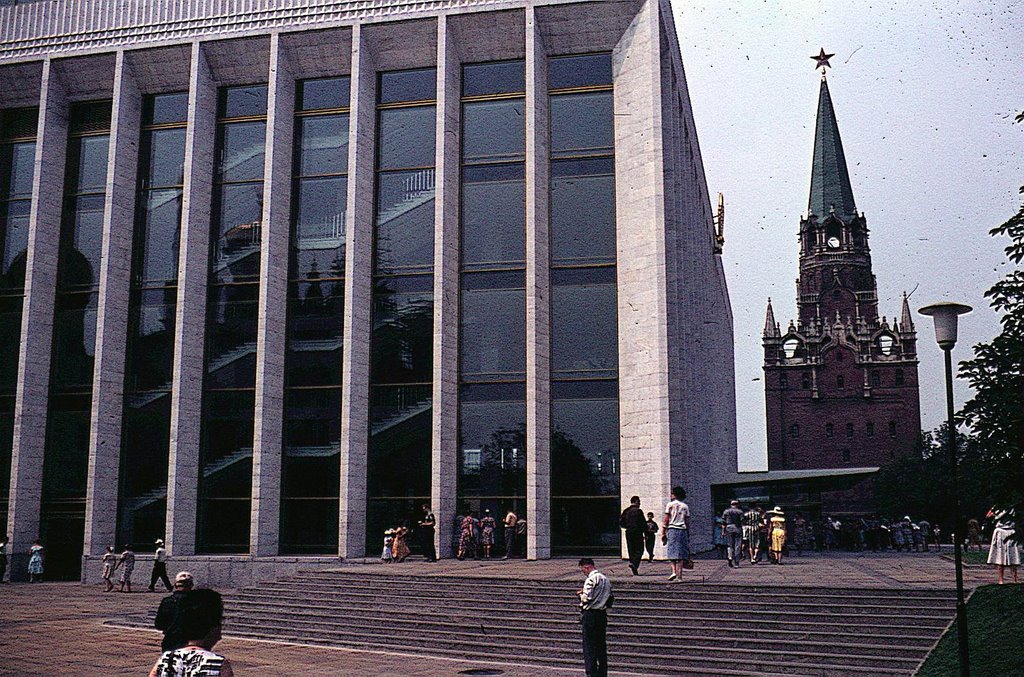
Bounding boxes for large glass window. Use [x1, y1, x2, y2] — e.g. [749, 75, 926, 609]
[548, 55, 619, 554]
[457, 61, 527, 527]
[280, 77, 349, 554]
[117, 92, 187, 550]
[197, 85, 267, 553]
[0, 106, 37, 534]
[41, 101, 111, 579]
[367, 68, 436, 553]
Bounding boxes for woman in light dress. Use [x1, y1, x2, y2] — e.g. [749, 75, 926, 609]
[457, 513, 478, 560]
[101, 545, 117, 592]
[986, 507, 1020, 585]
[27, 540, 44, 582]
[769, 507, 787, 565]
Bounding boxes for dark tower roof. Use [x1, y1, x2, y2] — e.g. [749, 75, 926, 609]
[808, 77, 857, 222]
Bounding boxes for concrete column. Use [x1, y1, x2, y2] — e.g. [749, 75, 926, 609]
[7, 59, 67, 579]
[338, 25, 376, 559]
[250, 33, 294, 557]
[612, 0, 672, 559]
[525, 8, 551, 560]
[166, 42, 215, 557]
[83, 50, 142, 559]
[430, 17, 460, 560]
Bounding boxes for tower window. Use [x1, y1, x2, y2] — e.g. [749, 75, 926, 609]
[783, 338, 800, 359]
[837, 375, 845, 389]
[801, 372, 811, 390]
[842, 448, 851, 462]
[871, 371, 881, 387]
[895, 370, 905, 386]
[866, 422, 874, 437]
[879, 335, 894, 356]
[846, 423, 854, 438]
[826, 423, 834, 438]
[780, 373, 788, 388]
[889, 420, 897, 437]
[789, 424, 800, 438]
[836, 350, 844, 362]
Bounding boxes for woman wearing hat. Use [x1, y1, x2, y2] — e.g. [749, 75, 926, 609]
[769, 507, 787, 565]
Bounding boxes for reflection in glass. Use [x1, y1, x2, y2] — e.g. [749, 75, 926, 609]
[379, 68, 436, 105]
[375, 171, 435, 275]
[462, 166, 525, 269]
[462, 100, 526, 164]
[282, 81, 350, 553]
[550, 93, 614, 159]
[549, 53, 613, 90]
[371, 278, 434, 384]
[379, 107, 436, 170]
[459, 384, 526, 499]
[463, 61, 525, 97]
[552, 278, 618, 379]
[118, 92, 187, 550]
[551, 162, 615, 265]
[461, 283, 525, 381]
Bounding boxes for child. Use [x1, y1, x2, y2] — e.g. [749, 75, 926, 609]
[644, 512, 659, 561]
[382, 529, 395, 563]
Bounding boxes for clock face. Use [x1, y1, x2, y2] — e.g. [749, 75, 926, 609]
[827, 236, 840, 249]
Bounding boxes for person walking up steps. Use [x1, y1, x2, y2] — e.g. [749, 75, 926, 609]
[662, 487, 691, 580]
[576, 558, 611, 677]
[619, 496, 647, 575]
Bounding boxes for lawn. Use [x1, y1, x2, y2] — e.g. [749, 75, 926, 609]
[916, 584, 1024, 677]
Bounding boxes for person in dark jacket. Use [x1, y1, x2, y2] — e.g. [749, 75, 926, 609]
[155, 571, 195, 652]
[644, 512, 659, 561]
[619, 496, 647, 575]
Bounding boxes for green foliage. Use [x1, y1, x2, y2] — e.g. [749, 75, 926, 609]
[957, 110, 1024, 538]
[917, 585, 1024, 677]
[874, 426, 991, 525]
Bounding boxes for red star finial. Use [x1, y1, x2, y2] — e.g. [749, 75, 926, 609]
[811, 48, 835, 74]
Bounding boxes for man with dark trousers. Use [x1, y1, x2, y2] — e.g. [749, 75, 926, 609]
[619, 496, 647, 575]
[148, 539, 173, 592]
[576, 558, 610, 677]
[418, 503, 437, 562]
[154, 571, 194, 651]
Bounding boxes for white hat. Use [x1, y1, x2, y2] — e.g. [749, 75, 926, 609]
[155, 539, 164, 546]
[773, 506, 784, 514]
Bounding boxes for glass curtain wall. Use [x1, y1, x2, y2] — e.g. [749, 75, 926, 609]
[0, 107, 37, 535]
[548, 55, 620, 554]
[43, 101, 111, 578]
[197, 85, 267, 553]
[280, 77, 350, 553]
[116, 93, 188, 550]
[366, 68, 436, 553]
[457, 61, 527, 533]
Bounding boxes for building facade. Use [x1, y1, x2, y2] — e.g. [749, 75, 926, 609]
[0, 0, 737, 583]
[763, 73, 921, 472]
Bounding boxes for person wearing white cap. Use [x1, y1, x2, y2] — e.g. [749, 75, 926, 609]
[149, 539, 173, 592]
[155, 571, 195, 652]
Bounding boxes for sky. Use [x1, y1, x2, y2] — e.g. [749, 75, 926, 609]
[671, 0, 1024, 470]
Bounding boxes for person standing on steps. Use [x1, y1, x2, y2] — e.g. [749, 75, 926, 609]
[502, 508, 518, 559]
[155, 571, 195, 652]
[418, 503, 437, 562]
[721, 499, 744, 568]
[149, 539, 173, 592]
[644, 512, 658, 561]
[576, 558, 611, 677]
[662, 486, 691, 580]
[619, 496, 647, 575]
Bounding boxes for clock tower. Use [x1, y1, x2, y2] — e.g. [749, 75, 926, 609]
[762, 56, 921, 471]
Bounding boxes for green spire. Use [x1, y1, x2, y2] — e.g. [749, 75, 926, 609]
[808, 77, 857, 221]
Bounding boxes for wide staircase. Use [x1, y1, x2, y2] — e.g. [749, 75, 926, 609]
[206, 569, 955, 676]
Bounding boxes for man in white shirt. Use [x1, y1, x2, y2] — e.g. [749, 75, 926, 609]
[662, 486, 691, 581]
[576, 558, 610, 677]
[148, 539, 172, 592]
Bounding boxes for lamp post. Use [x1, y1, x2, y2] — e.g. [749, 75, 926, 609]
[918, 301, 972, 677]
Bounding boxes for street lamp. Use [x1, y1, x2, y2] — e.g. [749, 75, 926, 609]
[918, 301, 972, 677]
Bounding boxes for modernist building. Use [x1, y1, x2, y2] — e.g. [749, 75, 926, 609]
[762, 71, 921, 473]
[0, 0, 736, 583]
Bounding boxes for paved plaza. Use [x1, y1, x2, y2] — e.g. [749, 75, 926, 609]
[0, 551, 993, 676]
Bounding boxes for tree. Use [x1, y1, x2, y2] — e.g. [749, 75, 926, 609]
[957, 110, 1024, 541]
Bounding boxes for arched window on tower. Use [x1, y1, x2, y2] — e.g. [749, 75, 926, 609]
[871, 371, 881, 387]
[789, 424, 800, 438]
[780, 373, 788, 388]
[801, 372, 811, 390]
[826, 423, 834, 438]
[866, 421, 875, 437]
[837, 375, 845, 389]
[879, 335, 894, 356]
[783, 338, 800, 359]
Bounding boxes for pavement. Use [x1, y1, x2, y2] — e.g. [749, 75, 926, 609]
[0, 550, 994, 676]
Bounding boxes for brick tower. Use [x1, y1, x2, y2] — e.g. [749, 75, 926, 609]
[763, 66, 921, 470]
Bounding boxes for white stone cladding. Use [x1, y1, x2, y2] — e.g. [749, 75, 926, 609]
[1, 0, 738, 585]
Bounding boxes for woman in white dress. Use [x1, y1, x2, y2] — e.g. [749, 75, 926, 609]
[986, 507, 1020, 584]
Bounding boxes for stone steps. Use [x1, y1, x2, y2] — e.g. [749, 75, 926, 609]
[117, 569, 955, 675]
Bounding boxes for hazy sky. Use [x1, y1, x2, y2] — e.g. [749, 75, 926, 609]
[672, 1, 1024, 470]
